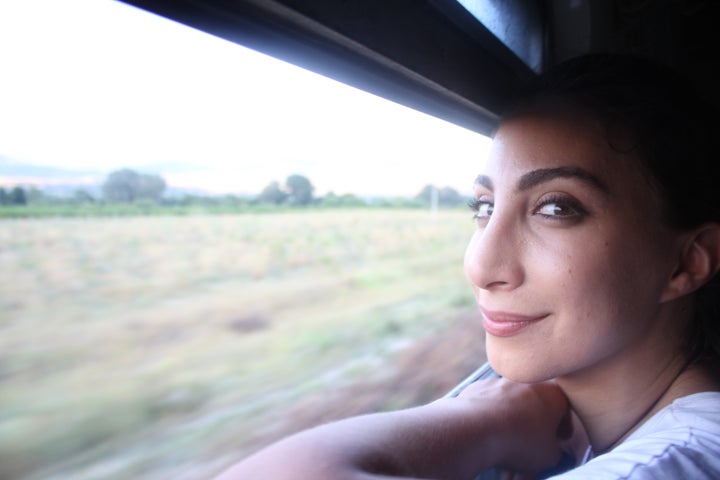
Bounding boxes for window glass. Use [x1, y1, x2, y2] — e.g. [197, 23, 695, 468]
[456, 0, 544, 72]
[0, 1, 490, 477]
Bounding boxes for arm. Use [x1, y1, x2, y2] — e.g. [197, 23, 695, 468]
[215, 379, 572, 480]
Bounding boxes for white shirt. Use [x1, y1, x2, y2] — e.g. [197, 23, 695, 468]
[553, 392, 720, 479]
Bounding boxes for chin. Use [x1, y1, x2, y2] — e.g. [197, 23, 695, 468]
[492, 363, 556, 383]
[487, 341, 558, 383]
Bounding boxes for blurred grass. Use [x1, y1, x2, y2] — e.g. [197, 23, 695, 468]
[0, 209, 486, 479]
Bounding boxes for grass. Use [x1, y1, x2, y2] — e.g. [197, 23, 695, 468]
[0, 200, 427, 219]
[0, 209, 487, 479]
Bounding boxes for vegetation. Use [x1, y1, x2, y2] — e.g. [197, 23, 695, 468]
[0, 209, 486, 479]
[416, 184, 467, 207]
[284, 173, 314, 205]
[102, 168, 166, 203]
[0, 169, 467, 218]
[257, 180, 287, 205]
[0, 186, 28, 205]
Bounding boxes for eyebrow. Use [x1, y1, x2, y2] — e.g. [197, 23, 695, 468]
[474, 175, 494, 191]
[474, 168, 609, 194]
[518, 167, 609, 193]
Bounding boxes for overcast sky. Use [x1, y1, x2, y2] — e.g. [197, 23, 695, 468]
[0, 0, 491, 196]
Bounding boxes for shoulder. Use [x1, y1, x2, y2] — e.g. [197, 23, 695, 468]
[554, 392, 720, 479]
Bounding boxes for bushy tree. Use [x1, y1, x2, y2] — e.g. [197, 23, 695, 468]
[416, 184, 464, 207]
[258, 181, 287, 205]
[416, 184, 435, 203]
[438, 186, 464, 206]
[103, 169, 136, 202]
[25, 187, 44, 204]
[73, 189, 95, 204]
[136, 174, 166, 201]
[285, 174, 314, 205]
[102, 169, 166, 203]
[9, 186, 27, 205]
[0, 187, 7, 205]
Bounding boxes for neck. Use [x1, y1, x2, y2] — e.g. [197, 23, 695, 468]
[556, 305, 718, 453]
[559, 355, 686, 453]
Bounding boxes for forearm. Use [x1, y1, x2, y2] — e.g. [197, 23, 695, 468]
[216, 397, 495, 480]
[215, 379, 571, 480]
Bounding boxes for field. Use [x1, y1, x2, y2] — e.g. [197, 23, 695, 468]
[0, 209, 488, 479]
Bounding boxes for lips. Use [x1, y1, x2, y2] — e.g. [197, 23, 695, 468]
[480, 308, 548, 337]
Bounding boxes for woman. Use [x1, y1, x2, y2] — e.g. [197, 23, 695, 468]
[215, 54, 720, 479]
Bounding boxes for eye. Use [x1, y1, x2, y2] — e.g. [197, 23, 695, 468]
[531, 194, 587, 221]
[535, 203, 573, 216]
[469, 197, 494, 222]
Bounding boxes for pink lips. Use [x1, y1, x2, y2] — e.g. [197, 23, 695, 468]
[480, 309, 548, 337]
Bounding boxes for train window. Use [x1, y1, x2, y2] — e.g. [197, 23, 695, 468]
[0, 0, 490, 478]
[455, 0, 544, 72]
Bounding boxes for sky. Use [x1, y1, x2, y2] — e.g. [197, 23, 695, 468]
[0, 0, 491, 196]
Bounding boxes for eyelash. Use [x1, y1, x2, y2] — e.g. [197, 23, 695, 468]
[468, 194, 588, 223]
[532, 194, 588, 220]
[468, 198, 493, 221]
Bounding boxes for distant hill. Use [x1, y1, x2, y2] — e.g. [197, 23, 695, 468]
[0, 156, 101, 180]
[0, 157, 234, 198]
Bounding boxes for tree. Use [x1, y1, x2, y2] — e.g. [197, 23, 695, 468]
[102, 169, 166, 203]
[416, 185, 464, 207]
[136, 173, 166, 201]
[286, 174, 314, 205]
[25, 186, 44, 204]
[103, 169, 137, 202]
[438, 186, 464, 206]
[416, 185, 435, 204]
[258, 181, 287, 205]
[73, 189, 95, 204]
[9, 186, 27, 205]
[0, 187, 7, 205]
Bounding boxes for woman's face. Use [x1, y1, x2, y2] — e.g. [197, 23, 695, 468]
[464, 110, 682, 382]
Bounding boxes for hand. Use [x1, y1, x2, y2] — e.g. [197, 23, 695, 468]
[456, 378, 574, 477]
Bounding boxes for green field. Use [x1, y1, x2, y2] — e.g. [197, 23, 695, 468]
[0, 209, 488, 479]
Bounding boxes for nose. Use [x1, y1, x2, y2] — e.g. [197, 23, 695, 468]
[464, 213, 524, 291]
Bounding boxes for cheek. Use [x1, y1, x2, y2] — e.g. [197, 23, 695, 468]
[524, 233, 640, 328]
[547, 234, 670, 344]
[525, 232, 586, 294]
[528, 223, 669, 301]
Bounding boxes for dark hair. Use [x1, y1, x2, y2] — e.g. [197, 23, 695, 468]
[504, 53, 720, 364]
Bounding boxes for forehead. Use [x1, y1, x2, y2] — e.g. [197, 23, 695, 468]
[481, 111, 670, 225]
[488, 111, 618, 177]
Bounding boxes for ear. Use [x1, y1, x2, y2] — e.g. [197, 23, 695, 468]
[661, 223, 720, 302]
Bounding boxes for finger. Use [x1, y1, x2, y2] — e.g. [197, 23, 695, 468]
[559, 411, 590, 464]
[556, 407, 574, 440]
